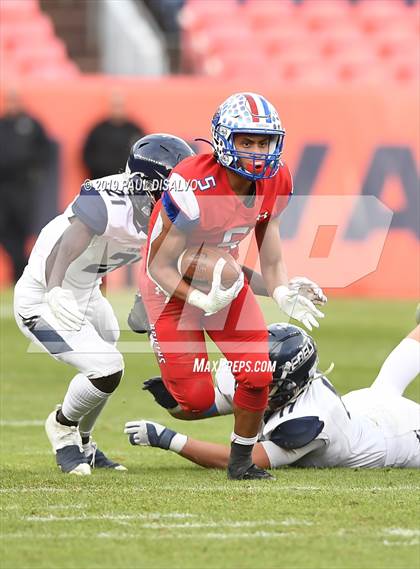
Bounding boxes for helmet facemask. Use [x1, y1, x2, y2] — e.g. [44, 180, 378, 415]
[268, 357, 318, 411]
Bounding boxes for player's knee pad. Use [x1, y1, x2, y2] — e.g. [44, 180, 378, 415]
[85, 349, 124, 379]
[177, 380, 215, 414]
[89, 369, 124, 394]
[233, 383, 269, 412]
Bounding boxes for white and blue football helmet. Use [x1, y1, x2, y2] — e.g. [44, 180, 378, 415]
[211, 92, 285, 181]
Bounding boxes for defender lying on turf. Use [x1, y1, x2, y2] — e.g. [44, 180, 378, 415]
[125, 323, 420, 469]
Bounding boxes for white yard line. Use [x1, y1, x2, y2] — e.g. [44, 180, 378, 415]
[0, 488, 67, 494]
[1, 485, 418, 495]
[0, 531, 298, 541]
[134, 484, 420, 493]
[0, 420, 44, 427]
[24, 515, 313, 529]
[25, 513, 197, 522]
[383, 528, 420, 537]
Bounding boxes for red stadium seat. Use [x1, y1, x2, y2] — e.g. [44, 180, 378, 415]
[203, 50, 270, 79]
[0, 0, 39, 22]
[316, 25, 367, 59]
[180, 0, 239, 32]
[1, 14, 55, 51]
[329, 47, 385, 84]
[11, 38, 68, 75]
[297, 0, 352, 32]
[370, 27, 418, 61]
[272, 48, 324, 83]
[191, 25, 254, 58]
[353, 0, 409, 34]
[242, 0, 295, 30]
[255, 22, 310, 58]
[388, 53, 420, 83]
[25, 61, 80, 79]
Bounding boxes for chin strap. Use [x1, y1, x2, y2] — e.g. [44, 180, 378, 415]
[194, 137, 215, 150]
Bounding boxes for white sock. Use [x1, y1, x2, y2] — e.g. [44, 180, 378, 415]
[61, 373, 110, 423]
[79, 399, 108, 441]
[371, 338, 420, 397]
[231, 432, 258, 445]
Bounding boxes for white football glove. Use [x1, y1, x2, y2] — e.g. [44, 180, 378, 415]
[187, 258, 244, 316]
[273, 285, 324, 331]
[124, 420, 179, 451]
[45, 287, 84, 331]
[288, 276, 327, 306]
[124, 420, 157, 446]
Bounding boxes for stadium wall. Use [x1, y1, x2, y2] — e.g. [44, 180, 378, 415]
[0, 77, 418, 298]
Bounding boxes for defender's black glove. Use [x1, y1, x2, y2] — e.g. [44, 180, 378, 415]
[143, 376, 178, 410]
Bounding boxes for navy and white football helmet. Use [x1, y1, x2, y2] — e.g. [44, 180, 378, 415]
[211, 92, 285, 181]
[126, 133, 195, 200]
[268, 323, 318, 410]
[125, 133, 195, 230]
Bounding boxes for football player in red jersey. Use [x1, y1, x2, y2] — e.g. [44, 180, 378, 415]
[138, 92, 326, 480]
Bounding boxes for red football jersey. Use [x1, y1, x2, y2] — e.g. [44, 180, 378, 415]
[147, 153, 292, 258]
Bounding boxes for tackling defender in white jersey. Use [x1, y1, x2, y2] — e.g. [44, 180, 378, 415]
[125, 323, 420, 470]
[14, 133, 195, 475]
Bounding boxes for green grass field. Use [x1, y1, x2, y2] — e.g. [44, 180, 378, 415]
[1, 289, 419, 569]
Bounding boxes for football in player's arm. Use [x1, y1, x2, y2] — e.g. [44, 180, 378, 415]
[13, 134, 195, 475]
[125, 324, 420, 470]
[136, 92, 327, 480]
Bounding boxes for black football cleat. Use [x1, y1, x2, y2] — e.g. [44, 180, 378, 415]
[228, 463, 275, 481]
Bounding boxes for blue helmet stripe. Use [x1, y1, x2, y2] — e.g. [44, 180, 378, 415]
[259, 96, 271, 123]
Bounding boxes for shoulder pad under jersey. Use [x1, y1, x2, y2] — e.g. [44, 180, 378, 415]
[270, 416, 324, 449]
[72, 181, 108, 235]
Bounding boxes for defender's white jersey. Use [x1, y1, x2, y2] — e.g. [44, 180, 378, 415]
[20, 174, 146, 306]
[215, 360, 420, 468]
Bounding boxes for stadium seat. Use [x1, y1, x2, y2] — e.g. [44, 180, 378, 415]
[256, 23, 310, 58]
[329, 48, 385, 84]
[272, 48, 324, 83]
[1, 14, 55, 51]
[180, 0, 239, 32]
[1, 0, 80, 78]
[191, 25, 254, 58]
[370, 27, 418, 61]
[297, 1, 352, 32]
[353, 0, 409, 34]
[388, 53, 420, 83]
[25, 61, 80, 79]
[242, 0, 295, 30]
[203, 49, 270, 79]
[316, 25, 367, 59]
[0, 0, 39, 22]
[11, 38, 68, 75]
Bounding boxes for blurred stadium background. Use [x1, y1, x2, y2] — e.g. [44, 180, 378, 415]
[0, 0, 418, 297]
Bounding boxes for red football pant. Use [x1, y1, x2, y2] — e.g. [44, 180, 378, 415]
[140, 269, 272, 414]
